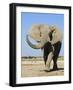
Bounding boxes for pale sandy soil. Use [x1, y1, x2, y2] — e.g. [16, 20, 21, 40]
[21, 57, 64, 77]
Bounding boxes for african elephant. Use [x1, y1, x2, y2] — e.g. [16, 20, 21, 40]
[26, 24, 63, 71]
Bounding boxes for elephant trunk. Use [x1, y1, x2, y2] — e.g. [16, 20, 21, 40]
[26, 35, 45, 49]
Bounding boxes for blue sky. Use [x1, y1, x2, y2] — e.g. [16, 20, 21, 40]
[21, 12, 64, 57]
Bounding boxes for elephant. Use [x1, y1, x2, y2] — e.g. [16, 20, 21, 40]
[26, 24, 63, 71]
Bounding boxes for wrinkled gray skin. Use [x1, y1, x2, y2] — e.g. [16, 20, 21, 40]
[26, 24, 63, 71]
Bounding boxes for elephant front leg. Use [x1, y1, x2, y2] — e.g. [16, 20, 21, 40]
[43, 42, 53, 71]
[44, 52, 53, 71]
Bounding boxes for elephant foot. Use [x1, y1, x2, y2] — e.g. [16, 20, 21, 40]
[44, 69, 51, 72]
[45, 65, 50, 72]
[53, 65, 58, 70]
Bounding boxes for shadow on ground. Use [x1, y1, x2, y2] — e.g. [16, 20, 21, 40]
[40, 68, 64, 72]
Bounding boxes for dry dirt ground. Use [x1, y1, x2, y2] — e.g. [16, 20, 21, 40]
[21, 57, 64, 77]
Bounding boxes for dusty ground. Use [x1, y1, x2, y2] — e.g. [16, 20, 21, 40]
[21, 57, 64, 77]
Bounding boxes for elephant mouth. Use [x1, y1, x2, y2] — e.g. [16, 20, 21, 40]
[26, 35, 45, 49]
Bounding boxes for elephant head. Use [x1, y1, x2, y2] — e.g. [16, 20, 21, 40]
[26, 24, 63, 49]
